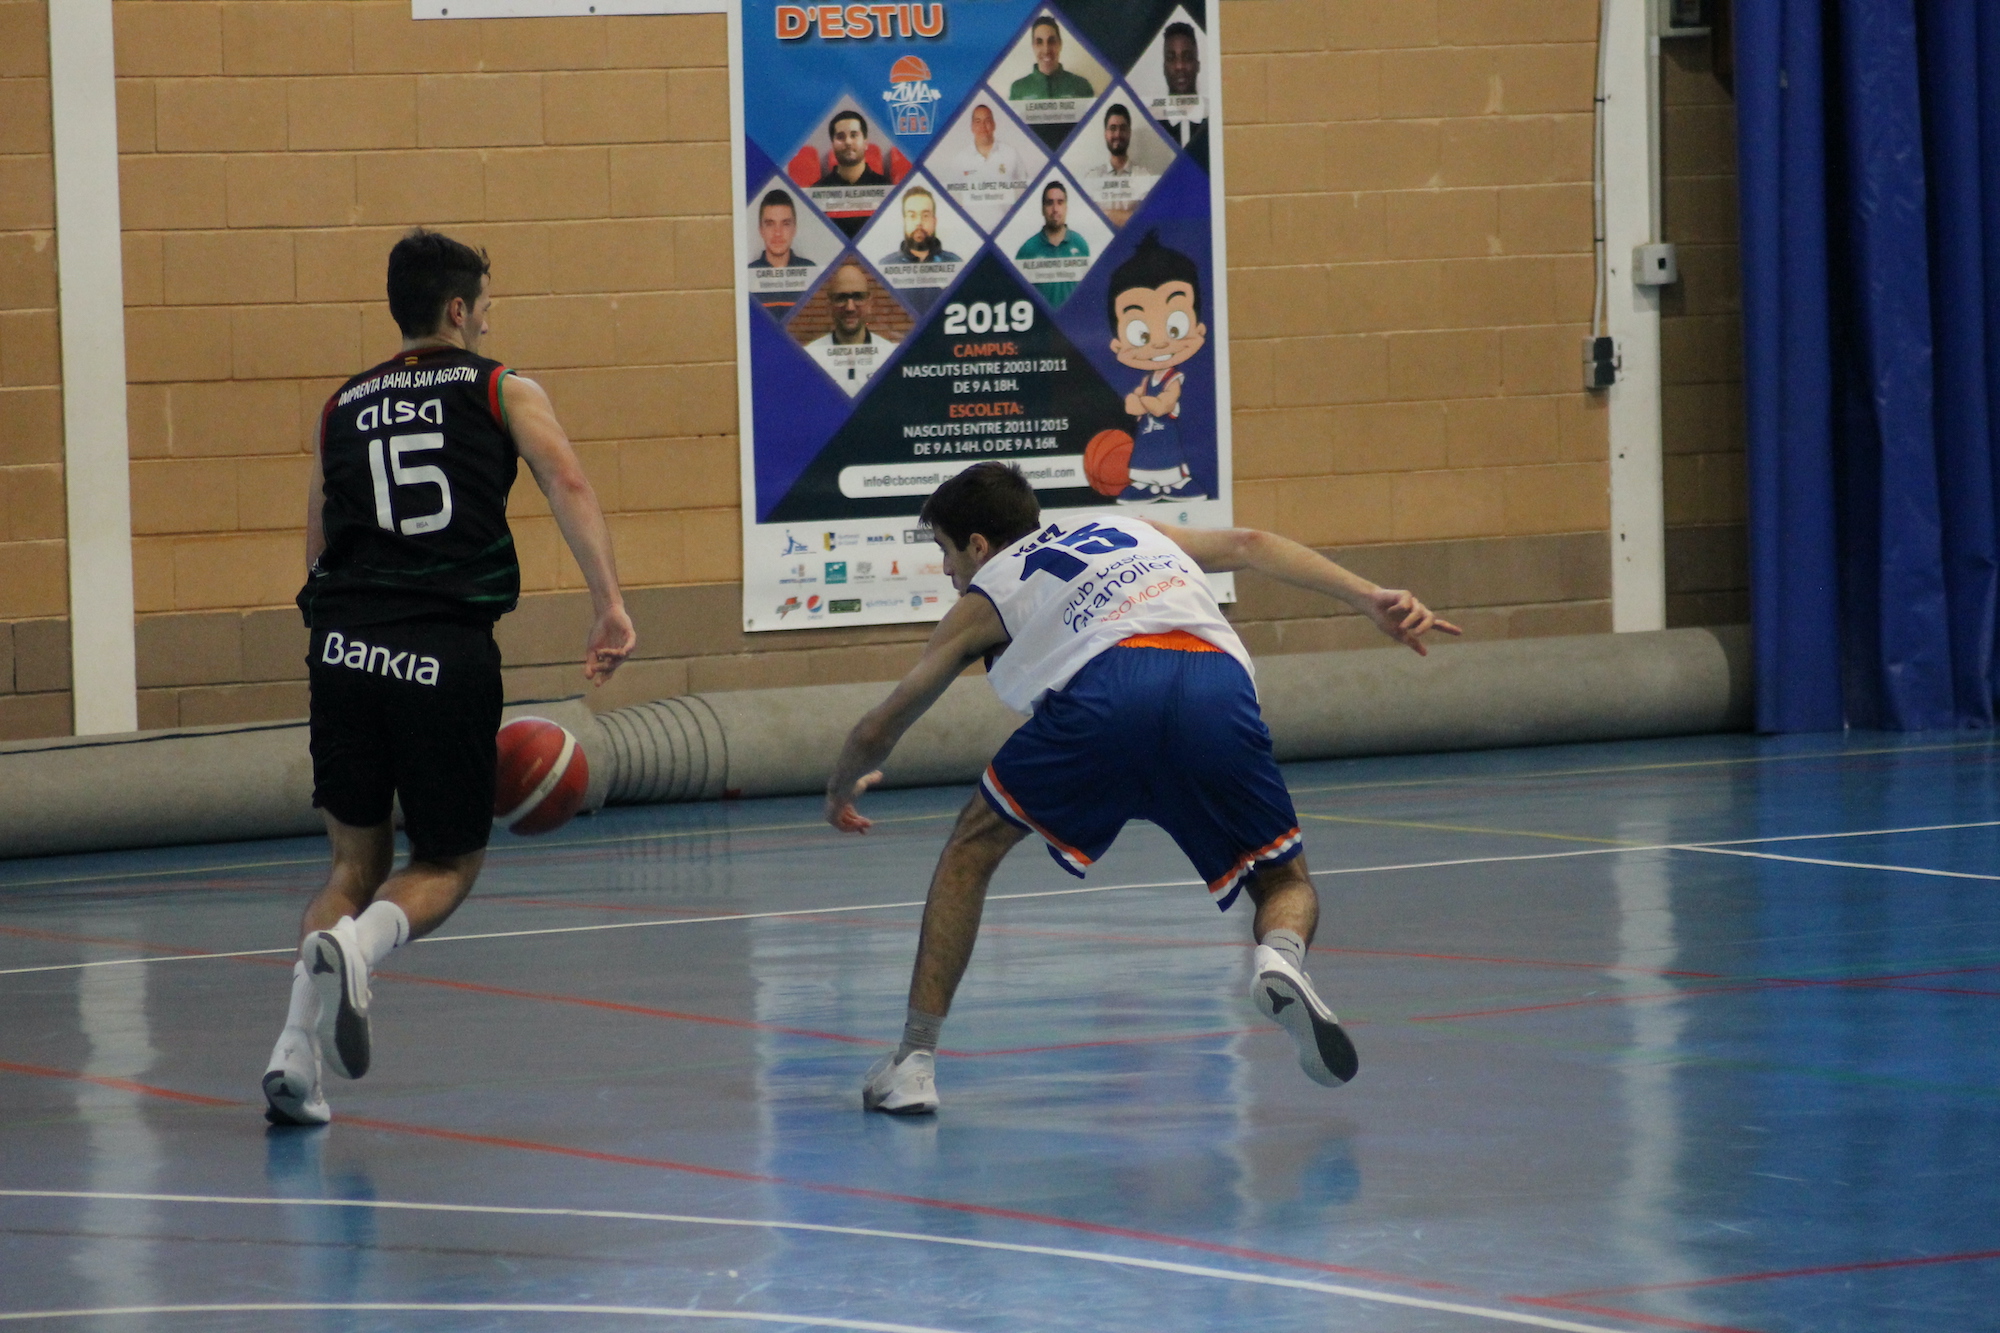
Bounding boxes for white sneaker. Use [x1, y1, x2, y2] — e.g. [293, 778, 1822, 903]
[305, 918, 373, 1080]
[262, 1028, 331, 1126]
[1252, 945, 1358, 1086]
[862, 1050, 939, 1114]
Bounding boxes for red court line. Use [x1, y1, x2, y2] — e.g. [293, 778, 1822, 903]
[0, 1057, 1477, 1298]
[1841, 964, 2000, 983]
[370, 971, 896, 1049]
[1545, 1246, 2000, 1297]
[0, 920, 1249, 1059]
[1510, 1296, 1765, 1333]
[332, 1115, 1471, 1293]
[1412, 982, 1786, 1022]
[371, 970, 1279, 1059]
[0, 925, 213, 956]
[968, 1028, 1263, 1058]
[0, 1059, 236, 1107]
[1856, 972, 2000, 992]
[499, 899, 740, 917]
[1321, 945, 1722, 980]
[1413, 965, 2000, 1022]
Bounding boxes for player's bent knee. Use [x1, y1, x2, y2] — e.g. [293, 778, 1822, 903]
[953, 795, 1028, 849]
[410, 848, 485, 889]
[1246, 853, 1313, 904]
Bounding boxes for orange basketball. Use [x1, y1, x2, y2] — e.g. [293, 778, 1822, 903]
[493, 717, 589, 836]
[1084, 429, 1134, 496]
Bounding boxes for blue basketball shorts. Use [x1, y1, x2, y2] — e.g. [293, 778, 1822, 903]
[979, 637, 1303, 911]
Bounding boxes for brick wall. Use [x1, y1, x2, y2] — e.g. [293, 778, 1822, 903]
[0, 0, 71, 739]
[1222, 0, 1616, 646]
[0, 0, 1749, 740]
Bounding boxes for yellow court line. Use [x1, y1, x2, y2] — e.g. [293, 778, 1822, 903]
[0, 812, 958, 891]
[1298, 813, 1642, 847]
[6, 738, 1992, 889]
[1287, 737, 2000, 799]
[495, 810, 956, 856]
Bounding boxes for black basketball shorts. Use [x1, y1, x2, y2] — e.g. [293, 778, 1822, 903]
[307, 619, 503, 860]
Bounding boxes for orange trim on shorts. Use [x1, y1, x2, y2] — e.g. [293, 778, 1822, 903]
[1115, 629, 1223, 653]
[982, 764, 1095, 872]
[1208, 827, 1304, 896]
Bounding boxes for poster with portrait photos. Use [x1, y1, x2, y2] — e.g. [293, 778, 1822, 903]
[730, 0, 1233, 631]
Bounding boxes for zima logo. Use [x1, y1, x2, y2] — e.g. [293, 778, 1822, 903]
[883, 56, 942, 135]
[782, 531, 809, 555]
[320, 631, 440, 685]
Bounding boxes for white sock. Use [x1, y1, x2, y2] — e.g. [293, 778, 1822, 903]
[283, 959, 317, 1032]
[354, 901, 410, 967]
[268, 962, 319, 1073]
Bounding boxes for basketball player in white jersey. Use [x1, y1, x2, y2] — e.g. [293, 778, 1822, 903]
[826, 462, 1459, 1113]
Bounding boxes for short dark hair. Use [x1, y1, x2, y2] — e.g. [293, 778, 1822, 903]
[759, 189, 795, 217]
[1031, 15, 1059, 35]
[1106, 230, 1201, 329]
[386, 229, 490, 338]
[1164, 21, 1196, 45]
[1104, 103, 1131, 126]
[829, 109, 867, 138]
[1041, 179, 1067, 205]
[921, 462, 1040, 551]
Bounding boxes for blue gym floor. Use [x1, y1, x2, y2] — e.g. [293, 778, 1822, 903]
[2, 730, 1997, 1332]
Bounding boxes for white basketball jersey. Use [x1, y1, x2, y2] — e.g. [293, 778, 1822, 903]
[970, 513, 1252, 713]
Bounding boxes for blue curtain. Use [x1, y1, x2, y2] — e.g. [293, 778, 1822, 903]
[1738, 0, 2000, 731]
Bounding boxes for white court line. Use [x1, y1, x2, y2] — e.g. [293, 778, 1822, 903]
[1678, 845, 2000, 882]
[0, 1190, 1644, 1333]
[422, 877, 1201, 945]
[0, 946, 294, 977]
[0, 881, 1202, 977]
[0, 1303, 961, 1331]
[4, 820, 1998, 978]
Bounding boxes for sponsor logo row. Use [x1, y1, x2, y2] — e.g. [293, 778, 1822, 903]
[780, 527, 933, 555]
[774, 591, 941, 620]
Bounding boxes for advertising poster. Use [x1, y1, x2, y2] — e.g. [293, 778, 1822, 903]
[730, 0, 1233, 630]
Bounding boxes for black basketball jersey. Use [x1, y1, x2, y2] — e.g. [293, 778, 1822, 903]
[299, 345, 522, 629]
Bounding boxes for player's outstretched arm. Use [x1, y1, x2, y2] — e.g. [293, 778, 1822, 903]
[825, 593, 1009, 832]
[1147, 521, 1462, 656]
[504, 373, 637, 683]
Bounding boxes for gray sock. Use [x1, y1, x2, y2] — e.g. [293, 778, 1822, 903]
[1262, 928, 1307, 972]
[895, 1006, 944, 1062]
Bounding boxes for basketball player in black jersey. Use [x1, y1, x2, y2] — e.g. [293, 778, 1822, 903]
[263, 229, 636, 1125]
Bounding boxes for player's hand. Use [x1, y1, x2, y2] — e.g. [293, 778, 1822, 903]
[826, 771, 883, 833]
[584, 603, 637, 683]
[1124, 390, 1145, 414]
[1364, 588, 1461, 656]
